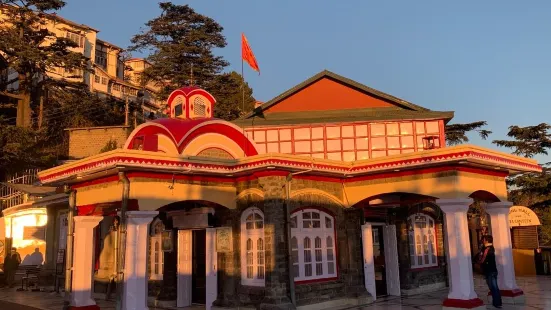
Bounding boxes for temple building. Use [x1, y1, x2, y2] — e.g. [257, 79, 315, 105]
[37, 70, 540, 310]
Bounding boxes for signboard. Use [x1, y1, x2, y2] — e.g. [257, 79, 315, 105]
[23, 226, 46, 241]
[509, 206, 541, 227]
[162, 230, 173, 252]
[216, 227, 232, 252]
[56, 249, 65, 264]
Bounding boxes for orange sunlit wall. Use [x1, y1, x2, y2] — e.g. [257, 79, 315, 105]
[245, 120, 444, 161]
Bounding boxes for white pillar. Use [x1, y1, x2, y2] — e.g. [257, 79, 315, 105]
[71, 216, 103, 309]
[486, 201, 525, 304]
[437, 198, 485, 310]
[120, 211, 158, 310]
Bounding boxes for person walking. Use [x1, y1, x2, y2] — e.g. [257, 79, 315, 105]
[478, 235, 502, 309]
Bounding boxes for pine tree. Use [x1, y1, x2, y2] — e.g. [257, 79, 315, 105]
[129, 2, 228, 100]
[493, 123, 551, 245]
[445, 121, 492, 146]
[0, 0, 90, 127]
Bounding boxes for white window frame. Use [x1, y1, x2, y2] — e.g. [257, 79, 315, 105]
[150, 219, 164, 280]
[291, 208, 337, 282]
[240, 207, 265, 287]
[408, 213, 438, 269]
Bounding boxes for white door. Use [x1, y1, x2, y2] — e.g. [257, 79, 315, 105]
[361, 224, 377, 300]
[383, 225, 401, 296]
[205, 228, 218, 310]
[177, 230, 192, 308]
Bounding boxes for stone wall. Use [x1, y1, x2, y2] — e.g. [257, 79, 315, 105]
[66, 125, 130, 159]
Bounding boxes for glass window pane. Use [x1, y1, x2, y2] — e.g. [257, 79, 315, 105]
[294, 141, 311, 153]
[312, 153, 325, 159]
[267, 142, 278, 153]
[415, 122, 425, 134]
[254, 131, 266, 142]
[326, 127, 340, 139]
[279, 129, 291, 141]
[316, 263, 323, 275]
[327, 249, 334, 261]
[343, 151, 355, 162]
[400, 123, 413, 135]
[312, 140, 324, 152]
[304, 251, 312, 263]
[327, 152, 341, 161]
[280, 142, 292, 153]
[355, 124, 368, 137]
[291, 216, 297, 228]
[356, 137, 368, 150]
[386, 123, 399, 135]
[343, 139, 354, 151]
[305, 264, 312, 277]
[388, 137, 400, 149]
[357, 151, 369, 160]
[327, 140, 341, 151]
[294, 128, 310, 140]
[256, 143, 266, 153]
[372, 150, 386, 158]
[371, 123, 385, 136]
[402, 149, 414, 154]
[267, 130, 278, 142]
[371, 137, 386, 150]
[426, 121, 439, 133]
[303, 212, 311, 219]
[342, 126, 354, 137]
[325, 218, 332, 229]
[328, 262, 335, 274]
[417, 136, 425, 149]
[388, 149, 401, 155]
[313, 220, 321, 228]
[312, 212, 320, 219]
[312, 127, 324, 139]
[401, 136, 414, 148]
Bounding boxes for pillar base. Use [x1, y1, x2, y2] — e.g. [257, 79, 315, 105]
[68, 306, 100, 310]
[442, 298, 485, 310]
[487, 289, 525, 305]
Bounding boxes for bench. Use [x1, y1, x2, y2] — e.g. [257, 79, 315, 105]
[15, 265, 42, 291]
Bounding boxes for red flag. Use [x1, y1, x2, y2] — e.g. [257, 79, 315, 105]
[242, 33, 260, 74]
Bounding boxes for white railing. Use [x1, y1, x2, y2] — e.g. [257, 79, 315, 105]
[0, 168, 40, 210]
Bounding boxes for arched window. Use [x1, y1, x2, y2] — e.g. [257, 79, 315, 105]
[291, 208, 337, 282]
[150, 219, 165, 280]
[407, 213, 438, 268]
[241, 208, 265, 286]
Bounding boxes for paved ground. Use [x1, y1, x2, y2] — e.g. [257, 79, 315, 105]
[0, 300, 42, 310]
[0, 276, 548, 310]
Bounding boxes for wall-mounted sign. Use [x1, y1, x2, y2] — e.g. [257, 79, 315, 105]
[162, 230, 173, 252]
[23, 226, 46, 241]
[509, 206, 541, 227]
[216, 227, 232, 253]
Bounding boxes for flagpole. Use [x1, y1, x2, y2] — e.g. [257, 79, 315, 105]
[241, 54, 245, 111]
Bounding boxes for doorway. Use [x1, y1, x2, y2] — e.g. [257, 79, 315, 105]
[192, 230, 206, 304]
[372, 226, 387, 296]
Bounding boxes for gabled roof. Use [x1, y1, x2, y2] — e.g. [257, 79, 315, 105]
[243, 70, 432, 119]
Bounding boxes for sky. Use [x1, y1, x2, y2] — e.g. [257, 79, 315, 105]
[59, 0, 551, 163]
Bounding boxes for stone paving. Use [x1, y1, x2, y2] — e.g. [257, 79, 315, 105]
[0, 276, 548, 310]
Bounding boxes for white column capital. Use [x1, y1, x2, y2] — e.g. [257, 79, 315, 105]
[437, 198, 473, 213]
[73, 215, 103, 227]
[119, 211, 158, 225]
[486, 201, 514, 215]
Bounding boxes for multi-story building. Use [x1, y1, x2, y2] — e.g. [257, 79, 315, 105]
[0, 5, 162, 125]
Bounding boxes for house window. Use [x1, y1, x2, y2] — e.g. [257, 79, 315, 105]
[291, 209, 337, 282]
[407, 214, 438, 269]
[94, 75, 100, 83]
[113, 84, 121, 91]
[150, 219, 165, 280]
[66, 31, 84, 48]
[101, 77, 107, 85]
[95, 48, 107, 69]
[241, 208, 265, 286]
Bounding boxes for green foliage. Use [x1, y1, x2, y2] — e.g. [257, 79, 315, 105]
[129, 2, 228, 100]
[445, 121, 492, 146]
[0, 118, 56, 179]
[493, 123, 551, 246]
[0, 0, 90, 95]
[211, 71, 255, 121]
[493, 123, 551, 158]
[100, 139, 118, 153]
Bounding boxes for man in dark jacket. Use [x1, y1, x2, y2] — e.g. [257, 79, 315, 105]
[478, 235, 502, 308]
[5, 247, 21, 287]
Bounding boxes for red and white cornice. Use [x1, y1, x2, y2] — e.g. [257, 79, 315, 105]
[38, 144, 541, 185]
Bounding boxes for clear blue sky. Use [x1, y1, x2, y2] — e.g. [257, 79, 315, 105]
[60, 0, 551, 163]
